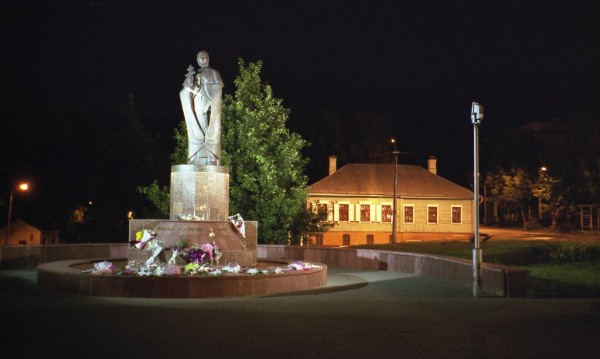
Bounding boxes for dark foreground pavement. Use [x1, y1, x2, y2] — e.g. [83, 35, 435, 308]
[1, 268, 599, 359]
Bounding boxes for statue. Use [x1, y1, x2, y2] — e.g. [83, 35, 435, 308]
[179, 50, 224, 165]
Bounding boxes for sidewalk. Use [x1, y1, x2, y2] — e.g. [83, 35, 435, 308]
[1, 267, 599, 359]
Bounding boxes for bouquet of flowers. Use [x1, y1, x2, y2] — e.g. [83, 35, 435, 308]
[130, 229, 157, 249]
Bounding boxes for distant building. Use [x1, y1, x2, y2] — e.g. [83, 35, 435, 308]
[0, 219, 60, 246]
[307, 156, 474, 245]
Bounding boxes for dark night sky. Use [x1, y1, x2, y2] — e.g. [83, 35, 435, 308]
[2, 1, 600, 197]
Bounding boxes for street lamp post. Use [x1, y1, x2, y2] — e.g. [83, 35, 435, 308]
[391, 138, 399, 244]
[5, 182, 29, 245]
[471, 102, 484, 298]
[538, 166, 547, 220]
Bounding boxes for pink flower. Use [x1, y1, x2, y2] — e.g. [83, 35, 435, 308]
[201, 243, 214, 260]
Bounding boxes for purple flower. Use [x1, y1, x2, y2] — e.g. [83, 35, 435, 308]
[187, 248, 206, 264]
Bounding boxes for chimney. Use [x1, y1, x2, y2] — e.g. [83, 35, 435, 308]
[427, 156, 437, 175]
[328, 155, 337, 175]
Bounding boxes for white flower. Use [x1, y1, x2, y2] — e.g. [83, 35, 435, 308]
[208, 269, 222, 276]
[288, 262, 305, 271]
[140, 230, 155, 243]
[222, 263, 241, 273]
[246, 268, 259, 275]
[138, 267, 151, 276]
[154, 266, 166, 276]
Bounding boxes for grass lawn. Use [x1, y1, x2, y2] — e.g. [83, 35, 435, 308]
[353, 240, 600, 298]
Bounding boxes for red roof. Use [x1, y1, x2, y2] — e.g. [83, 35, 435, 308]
[309, 164, 473, 199]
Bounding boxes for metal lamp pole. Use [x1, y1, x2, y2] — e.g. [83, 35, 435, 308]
[391, 138, 399, 244]
[471, 102, 484, 298]
[5, 191, 14, 245]
[5, 183, 29, 246]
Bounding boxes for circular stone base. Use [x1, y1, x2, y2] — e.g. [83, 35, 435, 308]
[37, 259, 327, 298]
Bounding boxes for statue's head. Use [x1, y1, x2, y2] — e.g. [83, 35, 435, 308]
[197, 51, 209, 68]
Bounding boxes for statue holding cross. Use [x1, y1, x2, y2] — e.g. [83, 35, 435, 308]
[179, 50, 224, 165]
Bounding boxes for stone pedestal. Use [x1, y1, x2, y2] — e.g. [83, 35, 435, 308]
[129, 163, 259, 267]
[170, 164, 229, 221]
[128, 219, 257, 266]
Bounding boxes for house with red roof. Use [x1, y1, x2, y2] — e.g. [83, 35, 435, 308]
[307, 156, 474, 245]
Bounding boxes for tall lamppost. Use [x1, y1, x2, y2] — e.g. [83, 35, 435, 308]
[5, 182, 29, 245]
[391, 138, 399, 244]
[538, 166, 547, 220]
[471, 102, 484, 297]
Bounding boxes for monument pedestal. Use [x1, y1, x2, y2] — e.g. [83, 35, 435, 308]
[170, 164, 229, 221]
[128, 163, 258, 267]
[128, 219, 257, 266]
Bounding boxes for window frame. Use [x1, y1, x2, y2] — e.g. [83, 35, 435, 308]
[427, 205, 439, 224]
[403, 204, 415, 224]
[451, 205, 462, 224]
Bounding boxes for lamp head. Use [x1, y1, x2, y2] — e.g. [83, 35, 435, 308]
[471, 102, 484, 124]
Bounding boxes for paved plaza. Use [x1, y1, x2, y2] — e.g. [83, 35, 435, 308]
[1, 265, 599, 359]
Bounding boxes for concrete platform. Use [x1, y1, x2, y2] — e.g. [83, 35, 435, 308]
[36, 258, 327, 298]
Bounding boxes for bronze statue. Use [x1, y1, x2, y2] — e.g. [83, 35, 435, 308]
[179, 50, 224, 165]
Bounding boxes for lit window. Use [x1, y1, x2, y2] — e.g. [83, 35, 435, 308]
[360, 204, 370, 222]
[404, 206, 414, 224]
[428, 206, 438, 224]
[381, 205, 392, 223]
[339, 204, 349, 221]
[452, 206, 462, 224]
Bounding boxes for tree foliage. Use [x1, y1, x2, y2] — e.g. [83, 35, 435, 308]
[483, 116, 600, 229]
[289, 201, 335, 244]
[485, 166, 532, 225]
[221, 59, 310, 243]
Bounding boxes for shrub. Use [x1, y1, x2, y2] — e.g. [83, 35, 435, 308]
[524, 218, 543, 230]
[548, 242, 600, 263]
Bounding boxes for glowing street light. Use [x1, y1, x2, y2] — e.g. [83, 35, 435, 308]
[391, 138, 399, 244]
[471, 102, 484, 298]
[5, 182, 30, 245]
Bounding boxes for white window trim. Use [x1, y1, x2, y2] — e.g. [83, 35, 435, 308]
[333, 202, 340, 222]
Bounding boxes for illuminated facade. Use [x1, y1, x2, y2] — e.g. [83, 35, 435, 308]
[308, 157, 474, 245]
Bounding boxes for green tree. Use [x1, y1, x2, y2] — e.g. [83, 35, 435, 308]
[289, 201, 335, 245]
[531, 167, 560, 227]
[485, 166, 532, 225]
[221, 59, 310, 243]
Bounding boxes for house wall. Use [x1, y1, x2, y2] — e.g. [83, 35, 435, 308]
[309, 196, 473, 246]
[2, 222, 42, 246]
